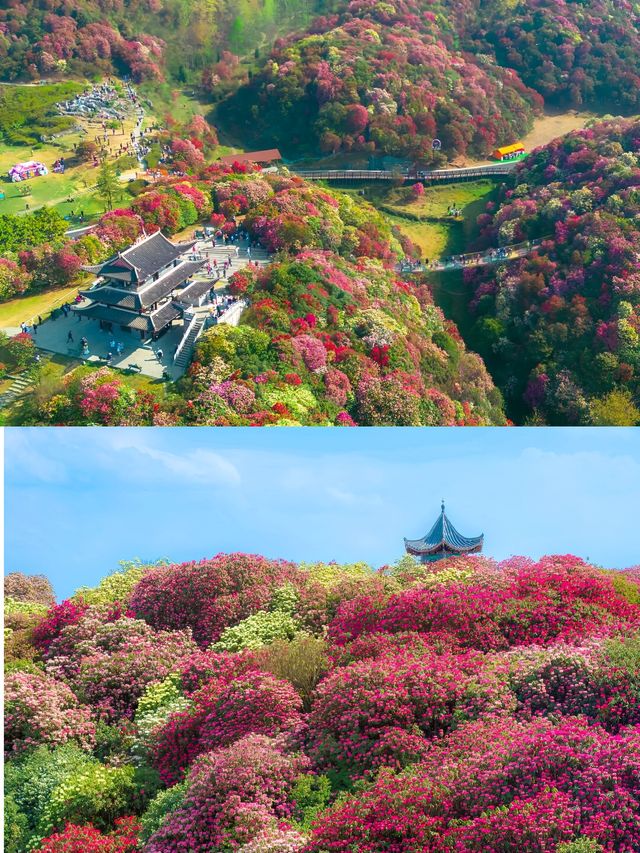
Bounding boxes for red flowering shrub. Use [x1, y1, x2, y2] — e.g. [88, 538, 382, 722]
[307, 648, 511, 782]
[152, 671, 303, 783]
[130, 553, 299, 646]
[34, 817, 140, 853]
[178, 649, 259, 694]
[329, 556, 638, 650]
[33, 599, 90, 654]
[307, 717, 640, 851]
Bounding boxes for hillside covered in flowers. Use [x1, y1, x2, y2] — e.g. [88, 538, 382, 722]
[8, 164, 505, 426]
[5, 553, 640, 852]
[221, 0, 543, 161]
[466, 117, 640, 425]
[221, 0, 640, 161]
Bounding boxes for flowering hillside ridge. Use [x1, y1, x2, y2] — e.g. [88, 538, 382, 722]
[4, 553, 640, 852]
[9, 164, 505, 427]
[467, 116, 640, 425]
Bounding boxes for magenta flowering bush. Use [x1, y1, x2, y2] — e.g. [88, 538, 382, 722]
[130, 554, 300, 647]
[307, 716, 640, 851]
[146, 735, 309, 852]
[152, 670, 303, 784]
[307, 648, 511, 781]
[4, 671, 96, 756]
[329, 555, 639, 649]
[178, 648, 259, 694]
[32, 599, 90, 654]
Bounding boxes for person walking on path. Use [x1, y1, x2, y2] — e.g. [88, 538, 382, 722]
[67, 331, 74, 344]
[156, 348, 164, 361]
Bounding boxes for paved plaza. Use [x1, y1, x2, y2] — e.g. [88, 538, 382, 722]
[29, 308, 191, 380]
[2, 231, 273, 380]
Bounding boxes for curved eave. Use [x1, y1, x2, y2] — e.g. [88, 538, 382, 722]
[404, 536, 484, 556]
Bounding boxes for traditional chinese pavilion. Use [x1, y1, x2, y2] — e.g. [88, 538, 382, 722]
[76, 231, 208, 340]
[404, 502, 483, 563]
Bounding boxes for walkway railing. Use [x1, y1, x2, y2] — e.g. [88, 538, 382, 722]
[173, 312, 198, 362]
[294, 163, 519, 182]
[212, 299, 247, 328]
[397, 238, 545, 274]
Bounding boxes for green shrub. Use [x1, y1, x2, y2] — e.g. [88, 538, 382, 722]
[557, 840, 605, 853]
[291, 773, 332, 831]
[39, 763, 137, 837]
[139, 781, 188, 843]
[213, 610, 299, 653]
[4, 744, 95, 848]
[73, 559, 167, 607]
[3, 793, 29, 853]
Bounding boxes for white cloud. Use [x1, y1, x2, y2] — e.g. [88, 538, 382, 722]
[5, 430, 67, 483]
[102, 431, 241, 486]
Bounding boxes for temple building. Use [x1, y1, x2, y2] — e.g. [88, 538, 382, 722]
[76, 231, 209, 340]
[404, 502, 483, 562]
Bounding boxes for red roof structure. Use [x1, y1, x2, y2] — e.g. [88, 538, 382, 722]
[219, 149, 282, 166]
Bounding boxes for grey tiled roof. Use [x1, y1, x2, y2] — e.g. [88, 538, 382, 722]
[176, 277, 213, 302]
[405, 503, 483, 555]
[83, 231, 197, 282]
[80, 259, 206, 311]
[76, 300, 182, 333]
[78, 286, 141, 310]
[138, 260, 206, 308]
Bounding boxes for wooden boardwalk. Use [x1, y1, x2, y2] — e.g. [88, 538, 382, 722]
[397, 239, 544, 274]
[294, 163, 519, 183]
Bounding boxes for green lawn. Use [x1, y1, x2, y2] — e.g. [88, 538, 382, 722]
[0, 284, 84, 329]
[366, 180, 496, 220]
[0, 81, 146, 218]
[387, 217, 462, 261]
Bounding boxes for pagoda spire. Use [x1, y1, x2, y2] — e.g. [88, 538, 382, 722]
[404, 502, 483, 563]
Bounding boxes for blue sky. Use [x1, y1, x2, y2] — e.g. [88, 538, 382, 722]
[5, 427, 640, 599]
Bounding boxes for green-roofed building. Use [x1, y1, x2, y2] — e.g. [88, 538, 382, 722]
[404, 502, 483, 563]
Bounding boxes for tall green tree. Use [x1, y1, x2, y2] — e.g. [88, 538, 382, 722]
[95, 161, 119, 211]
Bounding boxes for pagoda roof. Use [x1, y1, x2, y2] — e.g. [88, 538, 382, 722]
[74, 300, 182, 333]
[404, 502, 483, 556]
[176, 277, 215, 303]
[79, 259, 206, 310]
[82, 231, 197, 282]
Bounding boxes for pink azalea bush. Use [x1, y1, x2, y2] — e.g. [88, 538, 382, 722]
[4, 671, 96, 756]
[152, 670, 303, 784]
[146, 735, 309, 852]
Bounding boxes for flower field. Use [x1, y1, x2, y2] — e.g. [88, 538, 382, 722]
[5, 553, 640, 851]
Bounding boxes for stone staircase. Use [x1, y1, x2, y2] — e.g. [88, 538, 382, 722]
[0, 354, 51, 409]
[173, 316, 204, 371]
